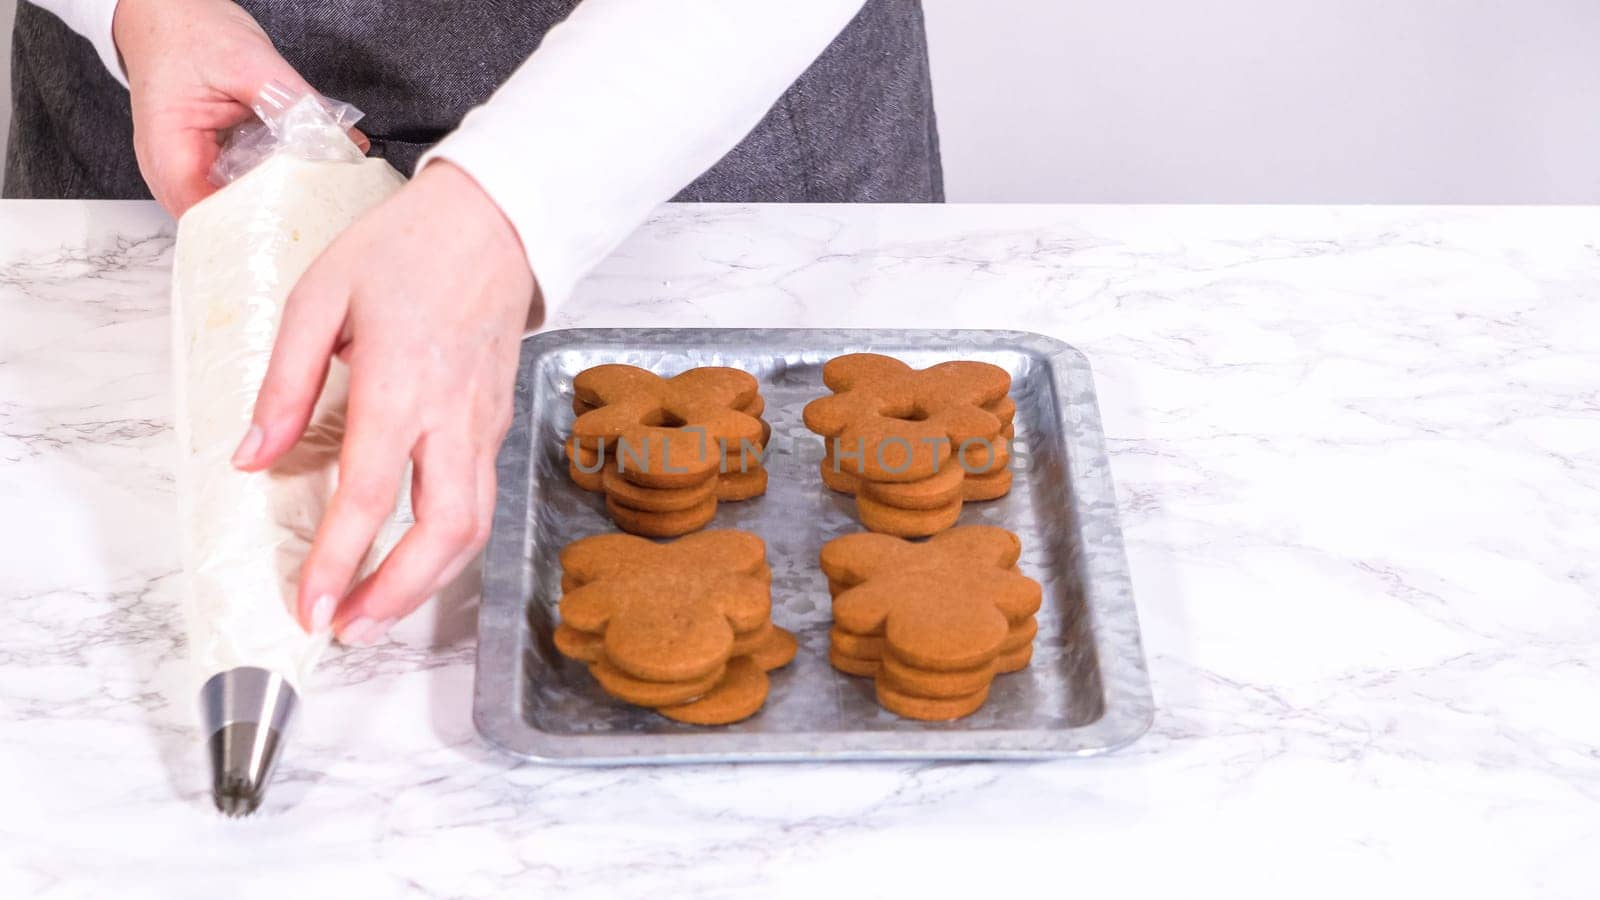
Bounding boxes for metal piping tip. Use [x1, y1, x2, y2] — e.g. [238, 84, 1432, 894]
[200, 667, 298, 818]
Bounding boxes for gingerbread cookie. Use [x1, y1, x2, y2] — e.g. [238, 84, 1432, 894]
[657, 656, 769, 725]
[804, 354, 1016, 536]
[604, 494, 718, 538]
[555, 530, 793, 725]
[854, 493, 962, 538]
[820, 526, 1042, 721]
[567, 364, 769, 536]
[879, 652, 996, 699]
[875, 679, 991, 721]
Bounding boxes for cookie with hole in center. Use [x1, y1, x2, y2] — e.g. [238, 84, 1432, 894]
[804, 354, 1015, 533]
[804, 354, 1010, 481]
[572, 364, 764, 488]
[568, 364, 771, 535]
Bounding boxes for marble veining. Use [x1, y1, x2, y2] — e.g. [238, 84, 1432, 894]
[1, 201, 1596, 898]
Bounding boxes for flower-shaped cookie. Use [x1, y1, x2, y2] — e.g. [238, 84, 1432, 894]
[555, 531, 795, 725]
[571, 364, 766, 488]
[822, 526, 1040, 668]
[803, 354, 1012, 482]
[821, 526, 1041, 720]
[558, 531, 773, 681]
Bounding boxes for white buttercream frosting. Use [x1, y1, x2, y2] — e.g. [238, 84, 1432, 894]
[171, 152, 405, 690]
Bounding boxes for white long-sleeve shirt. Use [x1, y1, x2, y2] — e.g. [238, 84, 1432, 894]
[30, 0, 867, 318]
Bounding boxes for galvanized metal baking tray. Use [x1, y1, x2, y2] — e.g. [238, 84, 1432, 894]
[475, 329, 1153, 763]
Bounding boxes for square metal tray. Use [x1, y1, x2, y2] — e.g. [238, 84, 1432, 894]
[474, 329, 1153, 763]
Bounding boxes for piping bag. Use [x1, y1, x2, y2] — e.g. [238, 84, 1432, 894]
[170, 84, 407, 816]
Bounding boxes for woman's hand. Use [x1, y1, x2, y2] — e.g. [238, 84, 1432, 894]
[232, 162, 536, 645]
[113, 0, 367, 215]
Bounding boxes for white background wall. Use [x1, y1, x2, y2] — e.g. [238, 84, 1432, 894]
[2, 0, 1597, 202]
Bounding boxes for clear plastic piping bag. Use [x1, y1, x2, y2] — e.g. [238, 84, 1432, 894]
[171, 83, 406, 691]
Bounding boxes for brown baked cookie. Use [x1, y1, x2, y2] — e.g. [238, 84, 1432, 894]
[589, 657, 727, 707]
[562, 531, 768, 586]
[827, 648, 881, 677]
[746, 625, 799, 671]
[602, 468, 718, 513]
[854, 493, 963, 539]
[566, 437, 607, 491]
[730, 620, 777, 656]
[983, 395, 1016, 428]
[996, 642, 1034, 674]
[875, 679, 991, 721]
[553, 624, 604, 662]
[566, 436, 601, 466]
[568, 364, 770, 534]
[556, 530, 795, 724]
[569, 460, 606, 493]
[657, 656, 769, 725]
[820, 526, 1042, 717]
[961, 468, 1014, 502]
[803, 355, 1010, 482]
[1001, 616, 1039, 652]
[819, 454, 863, 494]
[830, 616, 1033, 664]
[858, 461, 965, 510]
[852, 573, 1015, 671]
[715, 466, 769, 502]
[572, 365, 764, 487]
[879, 652, 997, 699]
[605, 494, 719, 537]
[952, 433, 1010, 475]
[820, 526, 1023, 594]
[829, 626, 885, 659]
[557, 531, 771, 682]
[804, 354, 1016, 533]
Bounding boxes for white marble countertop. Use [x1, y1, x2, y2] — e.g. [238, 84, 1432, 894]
[2, 202, 1596, 899]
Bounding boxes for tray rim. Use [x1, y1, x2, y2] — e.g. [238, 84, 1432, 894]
[474, 327, 1154, 764]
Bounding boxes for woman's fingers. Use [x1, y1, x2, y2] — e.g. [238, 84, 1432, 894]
[332, 433, 483, 644]
[431, 449, 500, 596]
[233, 268, 348, 470]
[295, 376, 414, 630]
[140, 125, 225, 217]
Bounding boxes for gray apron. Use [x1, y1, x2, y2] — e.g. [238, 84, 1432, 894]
[5, 0, 942, 204]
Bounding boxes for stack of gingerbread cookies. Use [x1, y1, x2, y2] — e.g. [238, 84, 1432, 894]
[566, 364, 770, 537]
[821, 526, 1042, 720]
[803, 354, 1016, 537]
[553, 531, 796, 724]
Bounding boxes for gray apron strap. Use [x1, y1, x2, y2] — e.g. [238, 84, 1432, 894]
[5, 0, 941, 203]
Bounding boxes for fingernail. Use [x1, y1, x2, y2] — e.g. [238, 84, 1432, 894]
[231, 424, 264, 468]
[309, 595, 336, 632]
[339, 617, 394, 647]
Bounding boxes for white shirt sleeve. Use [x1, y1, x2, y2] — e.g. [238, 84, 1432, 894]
[41, 0, 868, 320]
[25, 0, 126, 88]
[417, 0, 869, 322]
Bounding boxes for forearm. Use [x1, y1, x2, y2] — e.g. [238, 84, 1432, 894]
[418, 0, 869, 322]
[26, 0, 126, 86]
